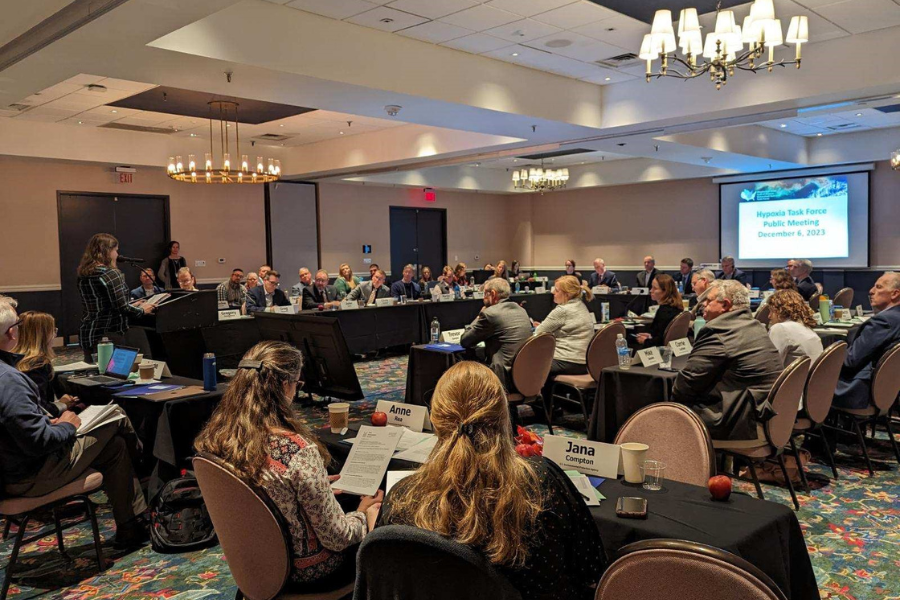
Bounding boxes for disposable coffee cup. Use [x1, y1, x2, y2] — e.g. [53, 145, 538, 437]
[328, 402, 350, 434]
[620, 442, 650, 484]
[131, 353, 144, 373]
[139, 363, 155, 381]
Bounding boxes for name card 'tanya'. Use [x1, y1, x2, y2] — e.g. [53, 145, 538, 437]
[542, 435, 622, 478]
[375, 400, 429, 432]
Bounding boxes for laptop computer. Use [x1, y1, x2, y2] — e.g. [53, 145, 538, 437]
[69, 345, 140, 387]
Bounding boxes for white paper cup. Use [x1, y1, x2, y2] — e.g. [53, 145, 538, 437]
[328, 402, 350, 433]
[621, 442, 650, 484]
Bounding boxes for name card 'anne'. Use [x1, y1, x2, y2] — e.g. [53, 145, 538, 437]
[390, 405, 411, 417]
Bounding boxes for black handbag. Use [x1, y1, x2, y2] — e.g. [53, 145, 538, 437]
[149, 472, 217, 553]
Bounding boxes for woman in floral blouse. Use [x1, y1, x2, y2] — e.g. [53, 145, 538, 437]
[196, 341, 382, 592]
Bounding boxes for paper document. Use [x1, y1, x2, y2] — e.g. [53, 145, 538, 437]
[76, 404, 126, 435]
[565, 470, 604, 505]
[54, 361, 96, 373]
[393, 435, 438, 464]
[145, 293, 171, 306]
[331, 425, 403, 496]
[395, 429, 436, 452]
[386, 471, 416, 495]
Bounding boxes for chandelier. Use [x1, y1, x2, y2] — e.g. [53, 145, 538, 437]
[167, 100, 280, 184]
[639, 0, 809, 90]
[892, 150, 900, 171]
[512, 160, 569, 194]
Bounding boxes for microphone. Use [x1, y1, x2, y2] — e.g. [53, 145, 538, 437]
[118, 256, 145, 263]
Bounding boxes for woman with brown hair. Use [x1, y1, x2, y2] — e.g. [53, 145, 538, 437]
[77, 233, 154, 362]
[767, 289, 823, 368]
[564, 259, 582, 282]
[11, 311, 78, 416]
[535, 275, 595, 378]
[492, 260, 509, 280]
[454, 262, 468, 287]
[769, 268, 798, 292]
[378, 361, 606, 600]
[636, 273, 683, 348]
[195, 341, 382, 591]
[419, 266, 434, 290]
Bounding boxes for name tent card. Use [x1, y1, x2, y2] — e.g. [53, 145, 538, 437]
[274, 304, 298, 315]
[341, 300, 359, 310]
[217, 300, 229, 310]
[141, 359, 172, 380]
[535, 286, 546, 293]
[375, 400, 428, 432]
[543, 435, 621, 478]
[375, 297, 394, 307]
[855, 305, 864, 317]
[748, 289, 761, 299]
[440, 293, 455, 302]
[218, 309, 242, 321]
[669, 338, 693, 357]
[440, 329, 465, 344]
[473, 291, 485, 300]
[632, 287, 649, 295]
[635, 346, 663, 367]
[839, 309, 852, 322]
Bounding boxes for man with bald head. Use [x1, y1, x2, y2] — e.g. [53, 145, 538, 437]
[291, 267, 313, 298]
[833, 272, 900, 409]
[588, 258, 619, 289]
[636, 255, 658, 288]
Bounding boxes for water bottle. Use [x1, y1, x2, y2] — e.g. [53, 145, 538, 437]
[615, 333, 630, 369]
[97, 337, 113, 374]
[515, 281, 520, 294]
[431, 285, 440, 301]
[819, 295, 831, 324]
[430, 317, 441, 343]
[677, 280, 684, 294]
[454, 285, 461, 300]
[203, 353, 217, 391]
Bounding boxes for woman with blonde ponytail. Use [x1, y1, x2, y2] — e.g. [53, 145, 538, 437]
[534, 275, 595, 380]
[379, 362, 605, 599]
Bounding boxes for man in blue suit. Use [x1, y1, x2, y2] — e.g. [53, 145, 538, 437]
[715, 256, 748, 286]
[588, 258, 619, 289]
[833, 272, 900, 409]
[246, 270, 292, 313]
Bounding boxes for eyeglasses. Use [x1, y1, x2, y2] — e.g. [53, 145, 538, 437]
[5, 318, 23, 335]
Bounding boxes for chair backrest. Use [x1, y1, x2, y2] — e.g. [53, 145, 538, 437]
[833, 287, 854, 308]
[755, 304, 770, 327]
[763, 357, 810, 449]
[871, 343, 900, 414]
[587, 322, 626, 381]
[511, 333, 556, 397]
[803, 342, 847, 424]
[192, 454, 290, 600]
[354, 525, 522, 600]
[596, 539, 786, 600]
[662, 311, 692, 345]
[809, 294, 819, 311]
[613, 402, 715, 487]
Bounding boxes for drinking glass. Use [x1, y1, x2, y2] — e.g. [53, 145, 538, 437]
[659, 347, 673, 370]
[642, 460, 666, 491]
[619, 349, 634, 370]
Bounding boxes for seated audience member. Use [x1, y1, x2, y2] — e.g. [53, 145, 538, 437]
[766, 290, 823, 368]
[0, 296, 148, 546]
[833, 272, 900, 410]
[390, 264, 422, 301]
[176, 267, 198, 292]
[534, 276, 594, 378]
[291, 267, 313, 298]
[378, 361, 606, 600]
[346, 269, 391, 305]
[636, 274, 684, 348]
[434, 266, 458, 295]
[769, 268, 798, 292]
[333, 264, 360, 299]
[492, 260, 509, 280]
[216, 268, 247, 309]
[715, 256, 748, 285]
[483, 263, 495, 273]
[367, 264, 380, 281]
[247, 270, 292, 312]
[689, 269, 716, 318]
[259, 265, 272, 281]
[460, 278, 532, 387]
[673, 280, 782, 441]
[419, 266, 434, 289]
[563, 259, 582, 282]
[636, 255, 658, 288]
[130, 268, 162, 300]
[588, 258, 619, 289]
[454, 263, 469, 287]
[303, 270, 340, 309]
[245, 271, 259, 290]
[195, 341, 382, 589]
[672, 258, 694, 295]
[509, 260, 521, 279]
[789, 259, 818, 302]
[12, 311, 77, 416]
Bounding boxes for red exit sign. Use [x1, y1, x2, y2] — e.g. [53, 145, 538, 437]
[119, 172, 133, 184]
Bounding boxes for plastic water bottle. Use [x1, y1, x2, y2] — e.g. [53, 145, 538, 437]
[677, 280, 684, 294]
[615, 333, 630, 370]
[515, 281, 520, 294]
[431, 285, 440, 301]
[431, 317, 441, 343]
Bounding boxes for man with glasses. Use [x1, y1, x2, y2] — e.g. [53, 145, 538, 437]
[347, 269, 391, 306]
[302, 270, 340, 310]
[247, 270, 292, 313]
[216, 268, 248, 309]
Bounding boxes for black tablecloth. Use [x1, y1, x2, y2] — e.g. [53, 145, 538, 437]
[815, 323, 861, 348]
[593, 478, 819, 600]
[587, 356, 689, 442]
[587, 294, 652, 320]
[404, 345, 474, 406]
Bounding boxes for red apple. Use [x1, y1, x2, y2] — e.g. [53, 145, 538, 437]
[708, 475, 733, 501]
[371, 411, 388, 427]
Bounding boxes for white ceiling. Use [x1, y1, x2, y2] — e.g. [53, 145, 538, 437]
[478, 149, 631, 169]
[0, 0, 74, 48]
[758, 105, 900, 136]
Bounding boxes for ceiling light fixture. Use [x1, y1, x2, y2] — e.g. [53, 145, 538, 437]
[640, 1, 809, 90]
[855, 113, 863, 117]
[511, 52, 519, 56]
[780, 123, 787, 128]
[892, 149, 900, 171]
[604, 77, 611, 81]
[110, 109, 117, 113]
[512, 159, 568, 195]
[167, 100, 279, 184]
[816, 133, 822, 136]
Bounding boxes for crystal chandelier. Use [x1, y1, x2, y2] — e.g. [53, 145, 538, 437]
[892, 149, 900, 171]
[167, 100, 280, 184]
[640, 0, 809, 90]
[512, 160, 569, 194]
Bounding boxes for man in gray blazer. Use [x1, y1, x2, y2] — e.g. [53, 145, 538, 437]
[346, 269, 392, 305]
[460, 278, 533, 389]
[673, 280, 783, 441]
[636, 255, 658, 288]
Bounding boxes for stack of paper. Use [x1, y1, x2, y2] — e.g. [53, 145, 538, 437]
[393, 435, 438, 464]
[76, 404, 126, 435]
[564, 470, 605, 506]
[53, 361, 96, 373]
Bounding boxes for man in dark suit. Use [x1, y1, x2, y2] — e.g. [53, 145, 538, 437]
[715, 256, 748, 286]
[130, 268, 162, 300]
[673, 280, 783, 440]
[672, 258, 694, 295]
[833, 272, 900, 409]
[789, 259, 818, 302]
[390, 264, 422, 301]
[636, 255, 658, 288]
[347, 269, 392, 305]
[460, 278, 532, 389]
[302, 269, 340, 310]
[246, 270, 292, 312]
[291, 267, 313, 298]
[588, 258, 619, 289]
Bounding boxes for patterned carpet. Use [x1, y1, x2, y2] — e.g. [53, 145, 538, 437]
[2, 350, 899, 600]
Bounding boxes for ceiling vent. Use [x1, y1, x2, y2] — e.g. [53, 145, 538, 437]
[826, 123, 864, 131]
[255, 133, 291, 141]
[6, 103, 31, 112]
[517, 148, 594, 160]
[101, 123, 178, 134]
[595, 52, 640, 68]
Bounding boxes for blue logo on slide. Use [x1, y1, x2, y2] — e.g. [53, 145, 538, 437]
[740, 176, 848, 202]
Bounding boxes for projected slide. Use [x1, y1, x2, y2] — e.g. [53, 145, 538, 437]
[737, 176, 849, 260]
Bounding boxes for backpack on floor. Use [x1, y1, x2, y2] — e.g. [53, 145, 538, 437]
[149, 472, 217, 553]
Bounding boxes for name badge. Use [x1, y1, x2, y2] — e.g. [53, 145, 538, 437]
[218, 309, 242, 321]
[473, 292, 484, 300]
[440, 329, 464, 344]
[375, 400, 428, 432]
[375, 297, 394, 307]
[632, 287, 649, 295]
[855, 305, 864, 317]
[635, 346, 662, 367]
[440, 293, 455, 302]
[341, 300, 359, 311]
[217, 300, 229, 310]
[543, 435, 621, 478]
[535, 286, 546, 293]
[274, 304, 298, 315]
[669, 338, 693, 357]
[748, 289, 761, 299]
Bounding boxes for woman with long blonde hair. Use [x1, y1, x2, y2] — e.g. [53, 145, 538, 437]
[535, 275, 595, 379]
[12, 311, 78, 416]
[334, 263, 360, 299]
[195, 341, 381, 591]
[379, 361, 605, 599]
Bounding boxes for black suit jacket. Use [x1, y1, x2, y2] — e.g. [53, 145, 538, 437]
[672, 271, 694, 295]
[588, 271, 619, 289]
[834, 305, 900, 409]
[715, 268, 748, 286]
[246, 286, 291, 312]
[642, 305, 682, 348]
[796, 276, 818, 302]
[302, 285, 339, 310]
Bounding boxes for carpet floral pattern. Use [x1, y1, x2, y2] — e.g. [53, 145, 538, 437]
[4, 352, 898, 599]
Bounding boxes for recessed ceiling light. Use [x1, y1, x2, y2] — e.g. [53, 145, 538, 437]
[77, 121, 83, 124]
[513, 159, 518, 162]
[816, 133, 822, 136]
[604, 77, 611, 81]
[511, 52, 519, 57]
[780, 123, 787, 128]
[279, 124, 284, 127]
[110, 109, 117, 113]
[855, 112, 862, 117]
[190, 133, 197, 137]
[339, 131, 344, 135]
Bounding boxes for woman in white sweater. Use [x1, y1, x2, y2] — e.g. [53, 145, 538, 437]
[767, 289, 824, 368]
[534, 276, 595, 378]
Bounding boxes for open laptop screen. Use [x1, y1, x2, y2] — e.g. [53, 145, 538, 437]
[104, 346, 139, 378]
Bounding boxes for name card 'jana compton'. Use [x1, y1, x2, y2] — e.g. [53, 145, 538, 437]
[542, 435, 621, 478]
[375, 400, 429, 432]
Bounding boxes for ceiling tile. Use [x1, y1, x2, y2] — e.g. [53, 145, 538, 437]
[772, 0, 849, 35]
[344, 6, 429, 31]
[46, 94, 105, 110]
[386, 0, 477, 19]
[485, 0, 578, 18]
[397, 20, 473, 42]
[439, 5, 520, 30]
[572, 14, 649, 53]
[285, 0, 378, 19]
[97, 78, 156, 93]
[814, 0, 900, 33]
[532, 0, 617, 29]
[526, 31, 624, 62]
[30, 83, 82, 103]
[60, 117, 100, 126]
[793, 0, 845, 8]
[440, 32, 512, 53]
[13, 106, 78, 121]
[84, 105, 141, 119]
[483, 18, 562, 43]
[62, 74, 105, 86]
[579, 67, 638, 84]
[538, 54, 605, 78]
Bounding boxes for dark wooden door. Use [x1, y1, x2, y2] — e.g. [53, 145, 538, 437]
[389, 207, 419, 282]
[389, 206, 447, 281]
